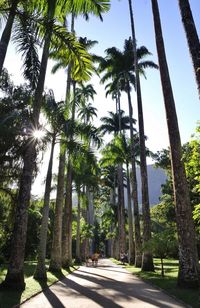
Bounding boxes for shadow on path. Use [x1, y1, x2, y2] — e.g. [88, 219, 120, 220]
[77, 269, 117, 281]
[69, 270, 185, 308]
[61, 277, 122, 308]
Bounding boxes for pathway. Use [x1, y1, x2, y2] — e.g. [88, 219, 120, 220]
[20, 258, 187, 308]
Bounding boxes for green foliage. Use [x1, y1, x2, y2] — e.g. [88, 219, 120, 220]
[150, 200, 178, 259]
[183, 124, 200, 208]
[81, 221, 94, 240]
[13, 10, 40, 90]
[0, 78, 33, 185]
[25, 205, 42, 259]
[0, 192, 13, 260]
[0, 260, 76, 307]
[144, 232, 177, 260]
[124, 259, 199, 308]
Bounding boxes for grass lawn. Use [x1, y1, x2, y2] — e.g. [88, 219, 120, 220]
[0, 261, 77, 308]
[112, 258, 200, 308]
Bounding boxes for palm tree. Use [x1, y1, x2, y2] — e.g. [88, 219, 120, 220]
[0, 0, 21, 74]
[151, 0, 200, 288]
[50, 34, 100, 271]
[49, 14, 75, 273]
[78, 102, 97, 123]
[0, 1, 43, 77]
[34, 95, 64, 280]
[178, 0, 200, 98]
[1, 0, 110, 290]
[127, 0, 158, 271]
[100, 113, 131, 256]
[99, 39, 157, 268]
[103, 135, 136, 264]
[100, 111, 130, 135]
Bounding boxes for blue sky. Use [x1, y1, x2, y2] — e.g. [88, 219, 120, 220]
[4, 0, 200, 152]
[2, 1, 200, 194]
[44, 0, 200, 152]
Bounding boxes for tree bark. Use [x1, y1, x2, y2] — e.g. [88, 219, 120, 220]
[128, 0, 154, 272]
[62, 160, 73, 267]
[0, 0, 19, 74]
[1, 10, 53, 289]
[178, 0, 200, 98]
[127, 86, 142, 267]
[117, 164, 126, 255]
[0, 143, 36, 290]
[75, 189, 81, 263]
[126, 163, 135, 264]
[34, 133, 56, 280]
[49, 143, 66, 272]
[151, 0, 200, 288]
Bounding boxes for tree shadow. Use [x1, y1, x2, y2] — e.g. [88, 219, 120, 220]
[0, 289, 23, 308]
[68, 270, 182, 308]
[36, 280, 65, 308]
[60, 276, 122, 308]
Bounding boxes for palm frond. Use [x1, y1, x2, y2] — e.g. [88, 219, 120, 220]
[50, 24, 94, 81]
[13, 11, 40, 90]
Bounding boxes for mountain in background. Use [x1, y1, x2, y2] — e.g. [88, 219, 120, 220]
[136, 164, 167, 206]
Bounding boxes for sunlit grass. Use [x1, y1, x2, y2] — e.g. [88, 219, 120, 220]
[112, 258, 200, 308]
[0, 260, 78, 308]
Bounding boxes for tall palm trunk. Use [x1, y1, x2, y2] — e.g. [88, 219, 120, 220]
[0, 0, 19, 74]
[127, 0, 154, 271]
[117, 165, 126, 255]
[75, 189, 81, 263]
[61, 14, 75, 267]
[50, 22, 73, 270]
[1, 11, 54, 289]
[108, 187, 115, 257]
[49, 142, 66, 272]
[0, 143, 36, 290]
[88, 190, 95, 254]
[127, 84, 142, 267]
[151, 0, 200, 288]
[62, 79, 76, 267]
[126, 163, 135, 264]
[116, 91, 126, 256]
[62, 160, 73, 267]
[178, 0, 200, 98]
[34, 133, 56, 280]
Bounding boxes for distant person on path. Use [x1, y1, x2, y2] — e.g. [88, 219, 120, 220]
[120, 252, 128, 265]
[91, 252, 99, 266]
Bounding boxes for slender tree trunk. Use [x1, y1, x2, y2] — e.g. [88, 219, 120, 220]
[117, 165, 126, 255]
[161, 258, 164, 277]
[0, 0, 19, 75]
[0, 143, 36, 290]
[34, 133, 56, 280]
[126, 163, 135, 264]
[178, 0, 200, 98]
[75, 189, 81, 263]
[62, 79, 76, 267]
[1, 13, 54, 289]
[127, 0, 154, 271]
[49, 143, 66, 272]
[151, 0, 200, 288]
[109, 185, 116, 258]
[62, 160, 73, 267]
[127, 86, 142, 267]
[51, 12, 73, 269]
[88, 190, 95, 254]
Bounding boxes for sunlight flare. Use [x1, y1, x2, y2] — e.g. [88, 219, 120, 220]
[32, 129, 45, 140]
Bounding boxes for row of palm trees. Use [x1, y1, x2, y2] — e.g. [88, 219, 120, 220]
[0, 0, 199, 291]
[0, 0, 111, 290]
[124, 0, 200, 288]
